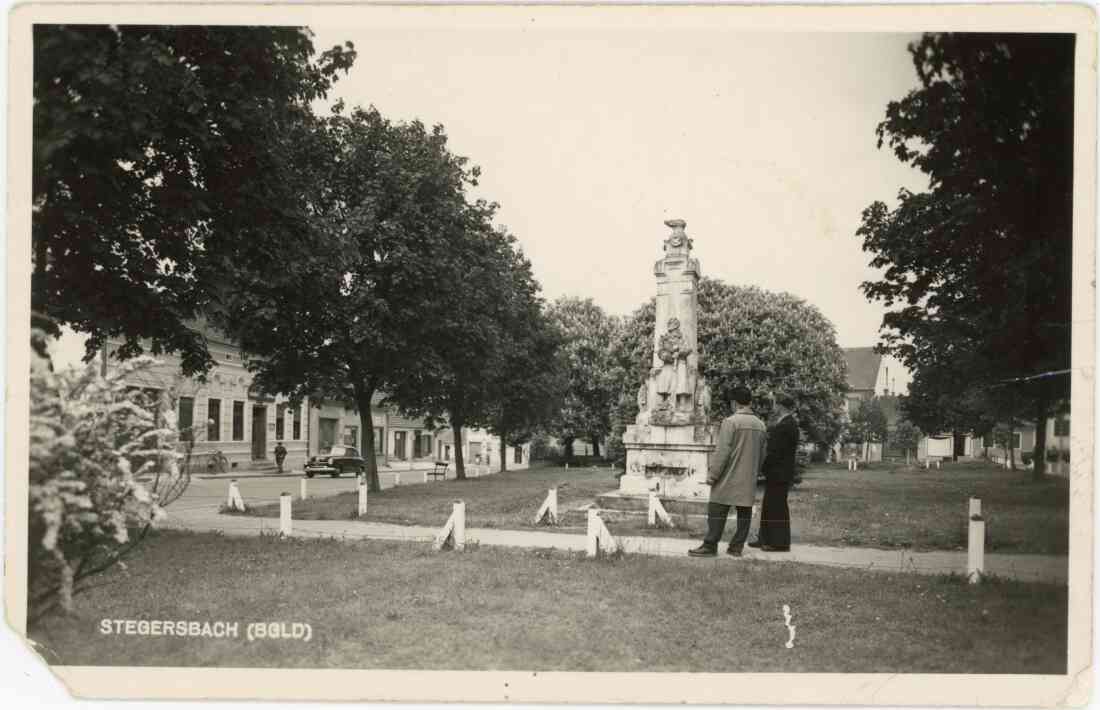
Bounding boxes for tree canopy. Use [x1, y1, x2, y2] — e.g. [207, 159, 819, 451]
[32, 26, 355, 375]
[858, 33, 1074, 478]
[610, 278, 849, 447]
[545, 297, 622, 458]
[222, 105, 479, 490]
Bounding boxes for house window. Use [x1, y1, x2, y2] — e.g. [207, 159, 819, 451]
[1012, 432, 1021, 450]
[514, 445, 523, 464]
[207, 399, 221, 441]
[373, 427, 383, 454]
[393, 431, 407, 459]
[412, 432, 432, 458]
[232, 401, 245, 441]
[1055, 418, 1070, 437]
[344, 425, 359, 448]
[179, 397, 195, 442]
[275, 404, 285, 440]
[292, 407, 302, 440]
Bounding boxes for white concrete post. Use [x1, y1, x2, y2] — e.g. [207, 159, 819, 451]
[453, 500, 466, 552]
[565, 462, 569, 470]
[586, 509, 599, 557]
[423, 470, 429, 485]
[967, 516, 985, 584]
[357, 477, 368, 517]
[227, 480, 246, 511]
[648, 491, 657, 526]
[432, 500, 466, 551]
[299, 477, 308, 501]
[535, 488, 558, 525]
[394, 472, 401, 487]
[279, 493, 292, 537]
[969, 497, 981, 518]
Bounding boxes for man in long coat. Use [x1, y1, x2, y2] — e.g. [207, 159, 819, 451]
[751, 394, 799, 552]
[689, 386, 766, 557]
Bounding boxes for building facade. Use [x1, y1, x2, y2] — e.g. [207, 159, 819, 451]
[106, 325, 310, 473]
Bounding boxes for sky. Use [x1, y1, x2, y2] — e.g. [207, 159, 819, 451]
[306, 26, 929, 340]
[50, 24, 930, 370]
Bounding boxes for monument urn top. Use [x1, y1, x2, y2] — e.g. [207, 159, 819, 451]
[662, 218, 693, 255]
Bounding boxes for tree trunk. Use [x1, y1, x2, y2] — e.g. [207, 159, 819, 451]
[590, 436, 601, 459]
[452, 421, 466, 480]
[1008, 433, 1016, 471]
[563, 437, 575, 462]
[499, 436, 507, 473]
[1033, 391, 1050, 481]
[353, 384, 381, 492]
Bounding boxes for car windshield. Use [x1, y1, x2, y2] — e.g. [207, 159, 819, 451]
[321, 446, 348, 456]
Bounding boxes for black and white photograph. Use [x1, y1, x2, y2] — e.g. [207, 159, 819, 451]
[5, 2, 1095, 704]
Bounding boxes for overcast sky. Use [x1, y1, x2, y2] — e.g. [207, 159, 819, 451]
[309, 25, 928, 338]
[51, 25, 930, 370]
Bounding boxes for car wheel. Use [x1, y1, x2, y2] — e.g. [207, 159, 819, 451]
[331, 467, 341, 478]
[306, 471, 315, 479]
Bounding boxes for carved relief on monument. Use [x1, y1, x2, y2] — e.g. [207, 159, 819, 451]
[653, 317, 694, 413]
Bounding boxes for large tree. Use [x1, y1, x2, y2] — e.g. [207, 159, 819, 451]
[610, 278, 849, 448]
[858, 33, 1074, 479]
[223, 105, 478, 491]
[545, 297, 621, 459]
[384, 215, 559, 479]
[32, 26, 355, 375]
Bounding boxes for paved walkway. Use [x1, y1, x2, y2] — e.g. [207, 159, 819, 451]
[160, 504, 1068, 584]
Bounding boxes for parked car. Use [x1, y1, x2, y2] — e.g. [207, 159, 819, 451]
[305, 446, 366, 478]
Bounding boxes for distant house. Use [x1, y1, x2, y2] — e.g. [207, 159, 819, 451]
[842, 347, 911, 414]
[838, 348, 910, 462]
[105, 321, 310, 474]
[108, 321, 530, 475]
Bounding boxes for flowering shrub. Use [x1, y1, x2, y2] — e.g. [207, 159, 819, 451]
[28, 344, 189, 621]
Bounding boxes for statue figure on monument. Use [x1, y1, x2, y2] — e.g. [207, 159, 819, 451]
[654, 317, 694, 411]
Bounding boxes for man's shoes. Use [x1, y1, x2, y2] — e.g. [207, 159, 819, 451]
[747, 540, 764, 549]
[759, 545, 790, 552]
[688, 544, 718, 557]
[727, 545, 744, 557]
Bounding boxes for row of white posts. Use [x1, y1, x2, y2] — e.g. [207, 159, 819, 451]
[234, 479, 988, 579]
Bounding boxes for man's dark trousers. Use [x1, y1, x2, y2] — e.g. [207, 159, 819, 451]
[758, 482, 791, 548]
[703, 502, 753, 549]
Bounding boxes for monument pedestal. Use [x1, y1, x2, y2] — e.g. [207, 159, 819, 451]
[618, 422, 716, 501]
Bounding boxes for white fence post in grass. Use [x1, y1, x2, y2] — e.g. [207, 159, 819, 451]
[648, 491, 674, 528]
[586, 509, 618, 558]
[967, 512, 985, 584]
[299, 477, 308, 501]
[357, 476, 368, 517]
[423, 470, 429, 485]
[227, 480, 246, 512]
[969, 497, 981, 519]
[433, 500, 466, 551]
[394, 472, 401, 487]
[279, 493, 292, 537]
[535, 487, 558, 525]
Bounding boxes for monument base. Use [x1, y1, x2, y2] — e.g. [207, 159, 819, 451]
[619, 422, 716, 500]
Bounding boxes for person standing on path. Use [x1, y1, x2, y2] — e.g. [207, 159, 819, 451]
[274, 441, 288, 473]
[688, 386, 767, 558]
[750, 394, 799, 552]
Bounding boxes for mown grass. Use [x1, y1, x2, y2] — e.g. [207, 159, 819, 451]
[29, 531, 1066, 673]
[243, 461, 1069, 554]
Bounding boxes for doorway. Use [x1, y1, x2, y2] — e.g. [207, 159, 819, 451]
[319, 418, 338, 452]
[251, 405, 267, 459]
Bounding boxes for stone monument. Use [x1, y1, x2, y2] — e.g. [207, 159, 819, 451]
[618, 219, 716, 500]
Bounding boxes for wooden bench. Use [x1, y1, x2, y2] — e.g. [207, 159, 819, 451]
[429, 461, 449, 480]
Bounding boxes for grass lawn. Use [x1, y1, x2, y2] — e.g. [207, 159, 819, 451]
[244, 461, 1069, 554]
[29, 531, 1067, 673]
